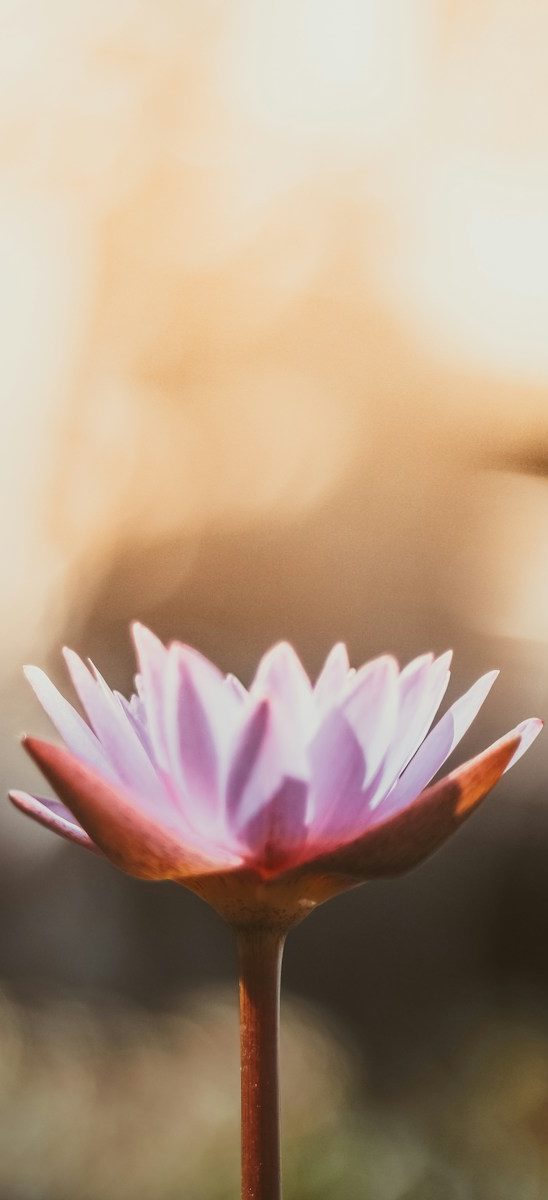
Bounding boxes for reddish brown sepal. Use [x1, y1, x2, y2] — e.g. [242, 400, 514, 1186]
[296, 734, 520, 882]
[23, 737, 222, 882]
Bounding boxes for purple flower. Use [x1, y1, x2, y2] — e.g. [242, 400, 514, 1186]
[10, 627, 542, 925]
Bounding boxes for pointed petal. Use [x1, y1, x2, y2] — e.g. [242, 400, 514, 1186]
[308, 709, 367, 840]
[226, 699, 274, 828]
[381, 669, 499, 819]
[248, 643, 312, 779]
[225, 674, 248, 702]
[131, 623, 170, 767]
[163, 646, 232, 828]
[226, 696, 307, 835]
[23, 665, 112, 777]
[502, 717, 543, 770]
[22, 738, 238, 879]
[241, 776, 309, 873]
[9, 790, 103, 854]
[339, 655, 399, 784]
[114, 691, 154, 757]
[396, 650, 452, 767]
[370, 650, 452, 807]
[303, 728, 524, 880]
[250, 642, 313, 743]
[314, 643, 350, 711]
[63, 649, 169, 813]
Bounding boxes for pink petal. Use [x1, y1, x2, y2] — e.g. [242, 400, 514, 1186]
[250, 642, 313, 745]
[501, 717, 543, 770]
[168, 639, 226, 686]
[299, 727, 525, 881]
[131, 623, 170, 767]
[114, 691, 155, 758]
[163, 646, 230, 828]
[226, 699, 273, 827]
[314, 643, 350, 711]
[395, 650, 452, 766]
[227, 700, 309, 871]
[226, 697, 306, 835]
[240, 776, 309, 873]
[339, 655, 399, 785]
[308, 709, 367, 840]
[23, 738, 238, 878]
[9, 790, 102, 854]
[381, 669, 499, 819]
[225, 674, 248, 702]
[23, 665, 112, 777]
[162, 647, 243, 834]
[370, 650, 452, 806]
[63, 649, 169, 813]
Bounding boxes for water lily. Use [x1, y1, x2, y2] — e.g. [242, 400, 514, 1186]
[9, 627, 542, 1200]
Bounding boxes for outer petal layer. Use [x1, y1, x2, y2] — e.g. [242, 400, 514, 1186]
[23, 666, 113, 777]
[23, 738, 241, 880]
[297, 727, 526, 881]
[14, 635, 543, 914]
[62, 650, 171, 814]
[381, 669, 499, 818]
[9, 790, 103, 854]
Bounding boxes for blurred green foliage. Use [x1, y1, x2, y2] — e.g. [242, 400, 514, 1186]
[0, 987, 547, 1198]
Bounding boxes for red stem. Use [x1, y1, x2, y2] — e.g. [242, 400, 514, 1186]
[237, 925, 286, 1200]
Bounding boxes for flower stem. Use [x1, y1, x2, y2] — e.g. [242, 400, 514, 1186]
[237, 925, 286, 1200]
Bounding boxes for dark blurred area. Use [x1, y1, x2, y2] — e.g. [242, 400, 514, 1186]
[2, 0, 548, 1195]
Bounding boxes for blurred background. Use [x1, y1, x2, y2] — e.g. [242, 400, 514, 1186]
[1, 0, 548, 1195]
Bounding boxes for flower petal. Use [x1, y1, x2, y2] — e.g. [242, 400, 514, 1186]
[240, 777, 309, 873]
[380, 669, 499, 819]
[225, 674, 248, 702]
[227, 696, 311, 873]
[23, 737, 239, 878]
[131, 622, 170, 766]
[307, 709, 367, 839]
[63, 649, 170, 814]
[395, 650, 452, 767]
[502, 717, 543, 770]
[314, 643, 350, 711]
[226, 696, 307, 836]
[339, 655, 399, 785]
[300, 727, 525, 881]
[23, 665, 112, 777]
[114, 691, 155, 758]
[8, 790, 102, 854]
[250, 642, 313, 749]
[163, 646, 235, 829]
[224, 696, 268, 825]
[369, 650, 452, 807]
[226, 699, 274, 828]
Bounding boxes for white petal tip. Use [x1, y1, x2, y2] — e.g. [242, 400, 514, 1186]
[8, 789, 45, 814]
[504, 717, 543, 771]
[259, 641, 306, 672]
[131, 621, 161, 645]
[23, 665, 52, 695]
[476, 668, 500, 696]
[131, 621, 152, 649]
[61, 646, 80, 667]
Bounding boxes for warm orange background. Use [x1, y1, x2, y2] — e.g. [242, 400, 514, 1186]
[1, 4, 548, 1196]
